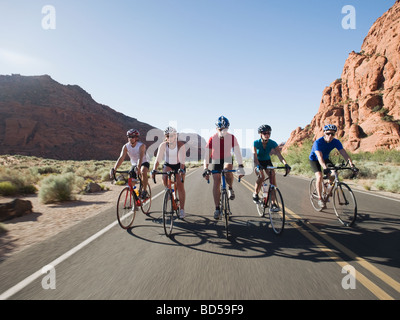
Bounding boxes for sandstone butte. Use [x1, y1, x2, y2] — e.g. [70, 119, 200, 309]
[284, 0, 400, 153]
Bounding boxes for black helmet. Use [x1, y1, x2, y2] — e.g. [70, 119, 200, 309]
[258, 124, 272, 133]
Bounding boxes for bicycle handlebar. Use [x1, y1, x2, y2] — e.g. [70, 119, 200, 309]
[203, 169, 243, 184]
[256, 166, 290, 177]
[111, 169, 139, 183]
[152, 169, 184, 184]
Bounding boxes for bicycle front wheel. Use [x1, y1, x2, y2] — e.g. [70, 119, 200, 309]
[256, 192, 266, 217]
[117, 187, 136, 229]
[268, 187, 285, 235]
[309, 178, 323, 212]
[333, 182, 357, 227]
[222, 191, 230, 239]
[140, 184, 152, 214]
[163, 190, 174, 237]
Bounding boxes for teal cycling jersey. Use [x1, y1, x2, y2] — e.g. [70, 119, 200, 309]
[254, 139, 278, 161]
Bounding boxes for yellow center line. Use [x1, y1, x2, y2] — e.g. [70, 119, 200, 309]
[238, 177, 395, 300]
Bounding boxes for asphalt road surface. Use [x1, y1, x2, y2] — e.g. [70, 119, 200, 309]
[1, 168, 400, 301]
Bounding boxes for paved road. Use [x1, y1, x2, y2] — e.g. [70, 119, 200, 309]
[1, 168, 400, 300]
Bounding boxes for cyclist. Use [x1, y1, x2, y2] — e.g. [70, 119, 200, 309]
[309, 124, 357, 208]
[203, 116, 245, 220]
[253, 125, 291, 207]
[110, 129, 150, 198]
[151, 127, 186, 219]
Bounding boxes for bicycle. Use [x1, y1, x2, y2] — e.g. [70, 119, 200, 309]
[204, 169, 241, 239]
[152, 169, 184, 237]
[255, 166, 288, 235]
[309, 162, 358, 227]
[112, 167, 152, 229]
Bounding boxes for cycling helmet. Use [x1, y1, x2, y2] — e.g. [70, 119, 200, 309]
[323, 124, 338, 132]
[258, 124, 272, 133]
[164, 126, 177, 135]
[215, 116, 230, 129]
[127, 129, 140, 137]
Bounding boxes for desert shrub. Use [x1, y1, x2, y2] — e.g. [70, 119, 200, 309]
[0, 181, 18, 196]
[39, 172, 77, 204]
[374, 169, 400, 193]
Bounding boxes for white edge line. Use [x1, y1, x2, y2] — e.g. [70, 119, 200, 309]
[0, 170, 188, 300]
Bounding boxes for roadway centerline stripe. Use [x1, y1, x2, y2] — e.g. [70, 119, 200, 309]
[0, 168, 199, 300]
[290, 208, 400, 294]
[238, 176, 395, 300]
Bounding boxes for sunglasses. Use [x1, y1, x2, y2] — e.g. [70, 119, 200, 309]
[261, 132, 271, 135]
[128, 135, 139, 139]
[325, 132, 335, 136]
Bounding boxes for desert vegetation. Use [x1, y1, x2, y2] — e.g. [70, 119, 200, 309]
[0, 155, 202, 203]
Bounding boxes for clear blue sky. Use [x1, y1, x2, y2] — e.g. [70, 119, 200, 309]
[0, 0, 395, 148]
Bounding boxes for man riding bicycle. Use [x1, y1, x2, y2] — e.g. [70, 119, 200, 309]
[203, 116, 245, 220]
[110, 129, 150, 198]
[309, 124, 357, 208]
[253, 124, 291, 204]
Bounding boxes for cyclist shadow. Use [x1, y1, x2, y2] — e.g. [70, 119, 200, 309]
[129, 211, 341, 263]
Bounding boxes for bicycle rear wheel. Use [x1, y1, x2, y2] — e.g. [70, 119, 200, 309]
[163, 190, 174, 237]
[333, 182, 357, 227]
[309, 178, 323, 212]
[268, 187, 285, 235]
[140, 183, 152, 214]
[117, 187, 136, 229]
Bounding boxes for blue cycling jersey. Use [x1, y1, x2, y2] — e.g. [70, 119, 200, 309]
[309, 137, 343, 161]
[254, 139, 278, 161]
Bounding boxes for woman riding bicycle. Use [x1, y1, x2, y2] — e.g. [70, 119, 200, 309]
[253, 124, 291, 204]
[111, 129, 150, 198]
[309, 124, 357, 209]
[151, 127, 187, 218]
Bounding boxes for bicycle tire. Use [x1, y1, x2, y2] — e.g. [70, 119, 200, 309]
[116, 187, 136, 229]
[309, 178, 324, 212]
[163, 190, 174, 237]
[333, 182, 357, 227]
[221, 190, 229, 239]
[256, 192, 266, 217]
[268, 187, 285, 235]
[140, 183, 152, 214]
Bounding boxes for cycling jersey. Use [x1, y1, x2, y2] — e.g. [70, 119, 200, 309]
[254, 139, 278, 161]
[309, 137, 343, 161]
[206, 133, 238, 160]
[126, 142, 150, 165]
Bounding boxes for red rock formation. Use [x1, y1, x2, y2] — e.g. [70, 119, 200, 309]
[284, 1, 400, 153]
[0, 75, 162, 160]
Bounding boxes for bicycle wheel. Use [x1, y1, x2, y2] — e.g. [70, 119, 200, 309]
[333, 182, 357, 227]
[309, 178, 323, 212]
[163, 190, 174, 237]
[140, 183, 152, 214]
[117, 187, 136, 229]
[222, 191, 230, 239]
[256, 192, 266, 217]
[268, 187, 285, 235]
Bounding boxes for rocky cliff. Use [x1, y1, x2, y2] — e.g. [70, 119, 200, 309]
[284, 0, 400, 152]
[0, 74, 162, 160]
